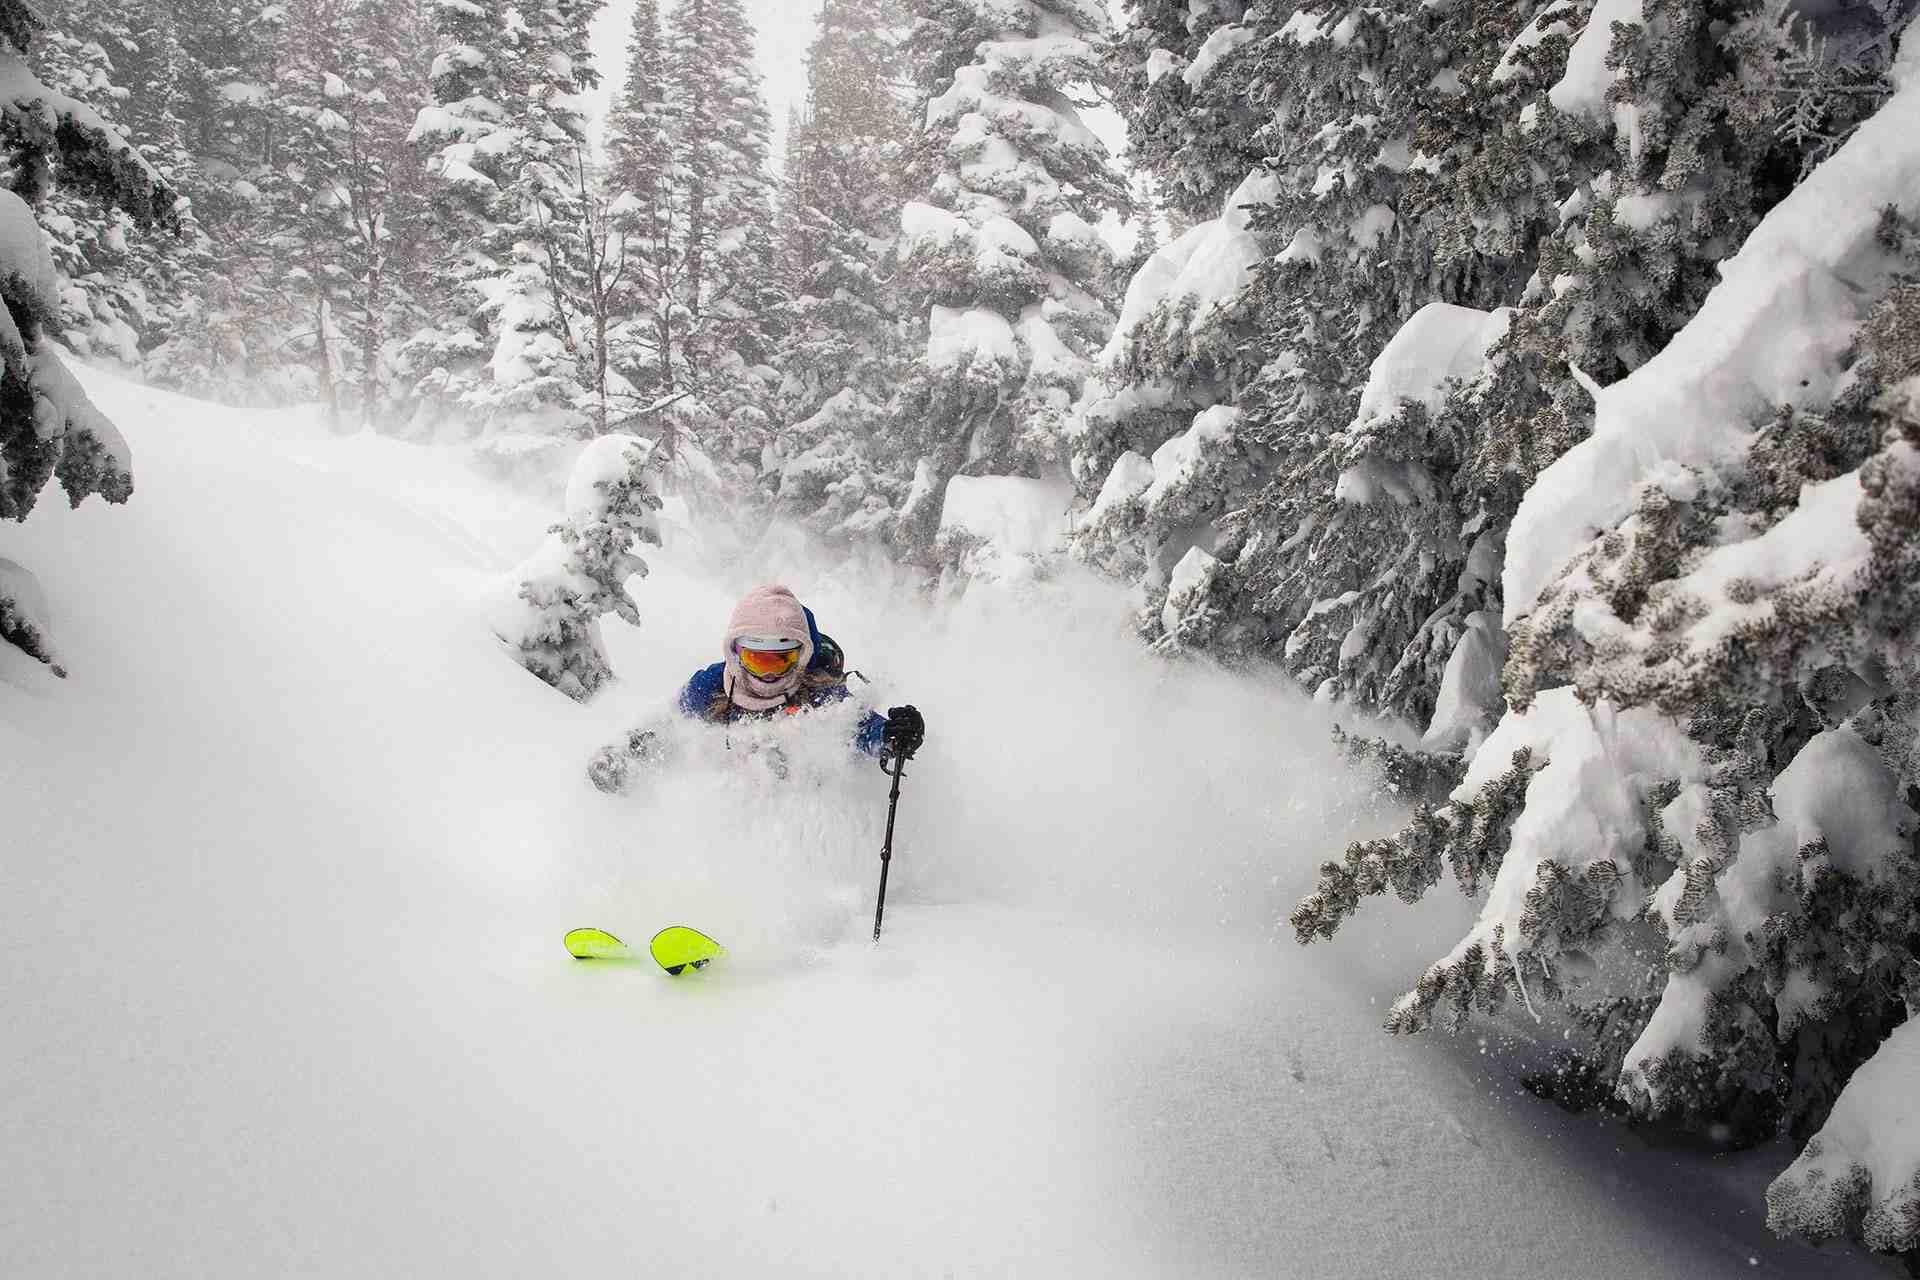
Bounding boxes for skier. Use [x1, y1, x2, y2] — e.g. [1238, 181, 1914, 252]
[588, 583, 924, 792]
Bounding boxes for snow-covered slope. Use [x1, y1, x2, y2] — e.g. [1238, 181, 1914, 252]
[0, 366, 1883, 1277]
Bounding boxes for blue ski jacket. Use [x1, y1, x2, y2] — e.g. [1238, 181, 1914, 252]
[677, 606, 889, 755]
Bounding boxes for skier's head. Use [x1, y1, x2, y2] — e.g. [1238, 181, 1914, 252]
[723, 584, 815, 711]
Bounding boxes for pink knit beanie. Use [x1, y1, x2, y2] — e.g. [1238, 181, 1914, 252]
[722, 584, 815, 711]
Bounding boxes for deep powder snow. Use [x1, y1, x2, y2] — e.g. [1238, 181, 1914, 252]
[0, 367, 1882, 1278]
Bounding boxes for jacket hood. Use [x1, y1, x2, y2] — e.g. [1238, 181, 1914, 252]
[722, 584, 816, 711]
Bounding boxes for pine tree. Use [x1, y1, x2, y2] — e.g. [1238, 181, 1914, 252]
[262, 0, 436, 426]
[592, 0, 782, 525]
[1066, 0, 1301, 638]
[1211, 0, 1596, 726]
[769, 0, 914, 541]
[1104, 0, 1271, 221]
[405, 0, 604, 435]
[888, 0, 1129, 561]
[29, 0, 202, 369]
[602, 0, 676, 403]
[0, 0, 178, 669]
[498, 434, 663, 699]
[118, 0, 300, 402]
[656, 0, 782, 471]
[115, 3, 217, 367]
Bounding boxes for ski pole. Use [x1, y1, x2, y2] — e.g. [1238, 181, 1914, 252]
[871, 751, 907, 942]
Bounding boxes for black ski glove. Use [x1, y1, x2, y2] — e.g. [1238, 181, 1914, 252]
[881, 705, 925, 760]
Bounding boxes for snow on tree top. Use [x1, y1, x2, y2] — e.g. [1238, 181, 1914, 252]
[1278, 9, 1361, 48]
[901, 201, 969, 249]
[974, 0, 1106, 37]
[976, 214, 1041, 270]
[1398, 689, 1708, 1018]
[564, 433, 657, 526]
[1555, 469, 1875, 698]
[0, 45, 168, 199]
[1085, 448, 1154, 523]
[1547, 0, 1643, 143]
[1183, 25, 1252, 89]
[1104, 170, 1280, 361]
[930, 67, 1103, 157]
[1016, 306, 1077, 383]
[928, 305, 1018, 370]
[1144, 405, 1237, 514]
[1354, 302, 1514, 426]
[1493, 2, 1583, 85]
[216, 81, 269, 106]
[1045, 211, 1099, 248]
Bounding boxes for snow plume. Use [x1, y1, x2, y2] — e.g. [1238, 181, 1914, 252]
[933, 473, 1073, 585]
[576, 542, 1407, 946]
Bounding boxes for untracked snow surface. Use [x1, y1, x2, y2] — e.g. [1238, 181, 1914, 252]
[0, 366, 1886, 1278]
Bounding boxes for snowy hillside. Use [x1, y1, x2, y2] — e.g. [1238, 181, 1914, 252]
[0, 365, 1888, 1278]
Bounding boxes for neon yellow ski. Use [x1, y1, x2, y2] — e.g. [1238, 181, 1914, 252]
[648, 926, 726, 976]
[564, 927, 635, 961]
[564, 925, 725, 975]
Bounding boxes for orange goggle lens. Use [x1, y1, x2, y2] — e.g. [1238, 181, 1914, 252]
[738, 645, 801, 679]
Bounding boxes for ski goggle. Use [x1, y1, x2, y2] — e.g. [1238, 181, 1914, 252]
[737, 643, 802, 679]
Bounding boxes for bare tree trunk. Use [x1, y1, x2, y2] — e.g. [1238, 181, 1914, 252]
[316, 296, 339, 429]
[684, 0, 707, 317]
[361, 258, 384, 430]
[593, 298, 609, 435]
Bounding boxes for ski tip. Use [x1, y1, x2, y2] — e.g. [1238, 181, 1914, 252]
[564, 927, 631, 960]
[649, 925, 726, 976]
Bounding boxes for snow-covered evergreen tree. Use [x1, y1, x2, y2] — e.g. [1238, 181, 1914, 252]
[28, 0, 203, 370]
[260, 0, 436, 426]
[1103, 0, 1272, 222]
[1078, 2, 1577, 669]
[143, 0, 295, 400]
[0, 0, 177, 669]
[597, 0, 780, 501]
[768, 0, 914, 542]
[1290, 29, 1920, 1262]
[405, 0, 603, 435]
[601, 0, 676, 403]
[495, 433, 663, 699]
[658, 0, 782, 470]
[887, 0, 1129, 561]
[1081, 0, 1899, 742]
